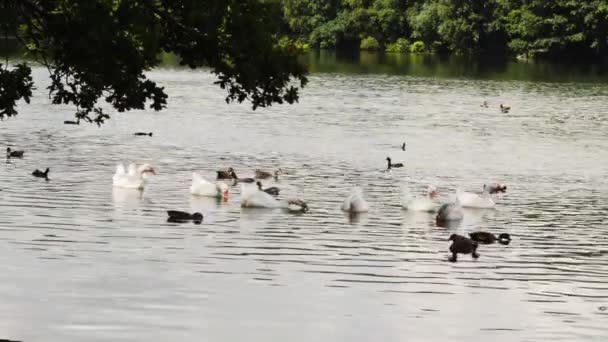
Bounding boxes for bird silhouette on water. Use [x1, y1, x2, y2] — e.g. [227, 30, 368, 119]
[134, 132, 153, 136]
[167, 210, 203, 224]
[32, 168, 50, 180]
[469, 232, 511, 245]
[448, 234, 479, 262]
[6, 147, 24, 158]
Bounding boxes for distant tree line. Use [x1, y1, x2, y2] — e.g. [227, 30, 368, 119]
[273, 0, 608, 60]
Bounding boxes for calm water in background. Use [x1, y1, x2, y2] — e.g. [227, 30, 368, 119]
[1, 55, 608, 341]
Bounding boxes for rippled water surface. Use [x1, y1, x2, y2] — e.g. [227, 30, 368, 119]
[1, 66, 608, 341]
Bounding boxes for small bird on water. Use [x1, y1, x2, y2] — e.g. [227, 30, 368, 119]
[64, 118, 80, 125]
[500, 104, 511, 113]
[6, 147, 24, 158]
[401, 142, 406, 151]
[448, 234, 480, 262]
[32, 168, 50, 179]
[386, 157, 404, 170]
[134, 132, 153, 136]
[167, 210, 203, 224]
[469, 232, 512, 245]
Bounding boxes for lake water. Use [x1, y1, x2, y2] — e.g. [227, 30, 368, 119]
[1, 55, 608, 341]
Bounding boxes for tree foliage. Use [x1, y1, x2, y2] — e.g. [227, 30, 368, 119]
[0, 0, 308, 123]
[280, 0, 608, 58]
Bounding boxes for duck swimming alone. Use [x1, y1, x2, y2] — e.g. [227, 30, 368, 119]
[255, 169, 282, 180]
[6, 147, 24, 158]
[341, 187, 370, 213]
[257, 181, 280, 196]
[469, 232, 512, 245]
[134, 132, 153, 136]
[500, 104, 511, 113]
[112, 163, 157, 189]
[167, 210, 203, 224]
[216, 167, 234, 179]
[64, 118, 80, 125]
[190, 172, 229, 200]
[32, 168, 49, 179]
[386, 157, 404, 169]
[448, 234, 480, 262]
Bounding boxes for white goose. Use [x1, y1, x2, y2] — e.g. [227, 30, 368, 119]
[190, 172, 229, 199]
[112, 163, 156, 189]
[402, 185, 439, 212]
[240, 184, 308, 212]
[341, 187, 369, 213]
[457, 186, 495, 209]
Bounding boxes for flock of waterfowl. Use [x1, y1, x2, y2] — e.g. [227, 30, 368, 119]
[6, 110, 512, 263]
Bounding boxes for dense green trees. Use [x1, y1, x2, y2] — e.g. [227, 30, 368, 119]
[0, 0, 307, 123]
[280, 0, 608, 59]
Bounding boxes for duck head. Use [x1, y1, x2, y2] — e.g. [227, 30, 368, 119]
[256, 181, 263, 190]
[191, 212, 203, 222]
[448, 234, 458, 241]
[498, 233, 511, 245]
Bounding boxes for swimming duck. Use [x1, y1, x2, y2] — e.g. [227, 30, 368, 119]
[257, 181, 280, 196]
[167, 210, 203, 224]
[448, 234, 479, 262]
[231, 170, 255, 183]
[112, 163, 157, 189]
[190, 172, 229, 199]
[341, 187, 369, 213]
[436, 201, 463, 226]
[469, 232, 511, 245]
[255, 169, 282, 180]
[500, 104, 511, 113]
[32, 168, 50, 179]
[134, 132, 153, 136]
[216, 167, 234, 179]
[64, 118, 80, 125]
[484, 183, 507, 194]
[386, 157, 404, 169]
[6, 147, 24, 158]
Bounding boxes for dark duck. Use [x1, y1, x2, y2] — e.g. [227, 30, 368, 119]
[216, 167, 235, 179]
[6, 147, 24, 158]
[257, 181, 280, 196]
[386, 157, 403, 170]
[448, 234, 480, 262]
[469, 232, 511, 245]
[231, 170, 255, 184]
[167, 210, 203, 224]
[64, 118, 80, 125]
[484, 183, 507, 194]
[32, 168, 50, 179]
[134, 132, 153, 136]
